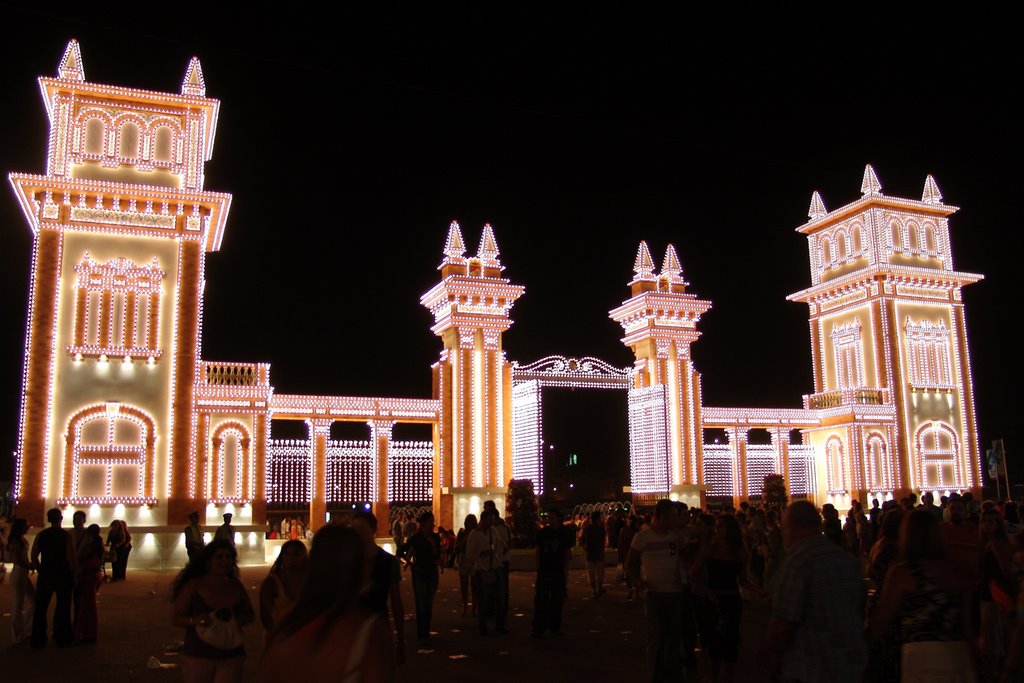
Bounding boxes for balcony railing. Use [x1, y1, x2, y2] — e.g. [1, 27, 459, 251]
[804, 387, 890, 410]
[200, 361, 269, 387]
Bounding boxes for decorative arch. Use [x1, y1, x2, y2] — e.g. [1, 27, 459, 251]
[60, 402, 156, 504]
[851, 224, 863, 254]
[822, 237, 832, 266]
[825, 435, 846, 494]
[76, 109, 114, 156]
[890, 221, 902, 249]
[210, 420, 252, 504]
[914, 421, 962, 491]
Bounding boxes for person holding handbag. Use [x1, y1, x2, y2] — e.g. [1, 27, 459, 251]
[172, 539, 254, 683]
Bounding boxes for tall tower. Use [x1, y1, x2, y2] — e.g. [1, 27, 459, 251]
[421, 222, 524, 527]
[610, 242, 711, 499]
[9, 41, 231, 527]
[788, 166, 983, 506]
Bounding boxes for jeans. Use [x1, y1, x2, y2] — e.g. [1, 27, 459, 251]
[645, 591, 684, 683]
[473, 569, 504, 633]
[532, 572, 566, 634]
[411, 570, 438, 641]
[32, 572, 74, 647]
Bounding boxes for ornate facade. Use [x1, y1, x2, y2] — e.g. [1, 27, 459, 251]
[9, 43, 983, 564]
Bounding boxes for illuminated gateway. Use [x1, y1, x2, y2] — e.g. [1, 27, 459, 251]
[9, 42, 983, 564]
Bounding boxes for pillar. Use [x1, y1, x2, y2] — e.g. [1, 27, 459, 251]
[771, 427, 790, 486]
[369, 419, 395, 538]
[307, 418, 331, 532]
[729, 427, 749, 508]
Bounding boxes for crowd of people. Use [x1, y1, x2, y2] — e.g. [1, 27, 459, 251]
[4, 492, 1023, 682]
[0, 509, 133, 647]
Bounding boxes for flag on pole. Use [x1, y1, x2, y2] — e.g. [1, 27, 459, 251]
[986, 439, 1006, 480]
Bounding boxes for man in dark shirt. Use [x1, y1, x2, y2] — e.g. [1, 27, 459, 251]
[532, 508, 572, 637]
[30, 507, 76, 647]
[399, 512, 441, 647]
[350, 510, 405, 664]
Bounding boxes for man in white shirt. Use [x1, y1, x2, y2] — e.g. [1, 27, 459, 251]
[627, 499, 685, 683]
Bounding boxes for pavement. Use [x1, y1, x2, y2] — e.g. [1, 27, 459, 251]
[1, 559, 771, 682]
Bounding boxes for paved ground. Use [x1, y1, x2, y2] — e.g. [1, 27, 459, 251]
[2, 560, 770, 682]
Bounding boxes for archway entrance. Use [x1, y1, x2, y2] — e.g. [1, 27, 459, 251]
[511, 356, 632, 499]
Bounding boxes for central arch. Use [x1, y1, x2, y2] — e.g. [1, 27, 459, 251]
[510, 356, 631, 495]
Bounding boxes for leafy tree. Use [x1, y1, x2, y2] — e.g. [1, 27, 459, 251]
[506, 479, 540, 548]
[763, 473, 788, 510]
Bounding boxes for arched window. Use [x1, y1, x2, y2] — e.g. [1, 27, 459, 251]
[822, 238, 832, 266]
[211, 422, 252, 503]
[925, 225, 936, 254]
[852, 226, 862, 254]
[907, 222, 919, 251]
[84, 118, 105, 154]
[890, 222, 901, 248]
[836, 231, 847, 259]
[61, 403, 156, 504]
[153, 126, 174, 162]
[866, 434, 887, 490]
[915, 421, 961, 490]
[119, 121, 140, 158]
[826, 436, 846, 494]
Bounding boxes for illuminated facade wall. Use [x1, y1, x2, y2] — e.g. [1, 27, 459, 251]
[11, 42, 230, 532]
[421, 222, 524, 525]
[789, 166, 982, 506]
[10, 44, 984, 551]
[610, 242, 711, 494]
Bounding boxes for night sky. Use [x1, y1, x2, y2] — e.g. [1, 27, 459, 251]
[0, 10, 1017, 496]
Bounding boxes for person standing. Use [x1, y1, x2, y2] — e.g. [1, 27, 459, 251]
[399, 511, 441, 647]
[74, 523, 104, 643]
[5, 518, 35, 643]
[761, 500, 867, 683]
[214, 513, 236, 547]
[30, 507, 76, 648]
[259, 539, 307, 643]
[483, 500, 512, 629]
[468, 509, 509, 636]
[627, 499, 685, 683]
[172, 540, 254, 683]
[349, 510, 406, 665]
[107, 519, 132, 581]
[582, 510, 607, 598]
[455, 514, 478, 617]
[532, 508, 572, 637]
[184, 511, 205, 563]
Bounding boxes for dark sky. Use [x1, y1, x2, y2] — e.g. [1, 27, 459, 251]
[0, 9, 1017, 491]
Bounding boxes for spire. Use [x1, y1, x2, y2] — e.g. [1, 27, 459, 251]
[860, 164, 882, 195]
[477, 223, 500, 262]
[633, 241, 655, 279]
[660, 244, 683, 279]
[443, 221, 466, 260]
[181, 56, 206, 97]
[808, 191, 827, 219]
[58, 39, 84, 81]
[921, 174, 943, 204]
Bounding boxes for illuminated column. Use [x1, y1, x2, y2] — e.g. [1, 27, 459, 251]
[610, 242, 711, 496]
[728, 427, 749, 506]
[771, 428, 790, 486]
[15, 227, 63, 524]
[307, 418, 332, 531]
[369, 419, 395, 537]
[252, 412, 268, 525]
[168, 238, 203, 524]
[421, 223, 524, 528]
